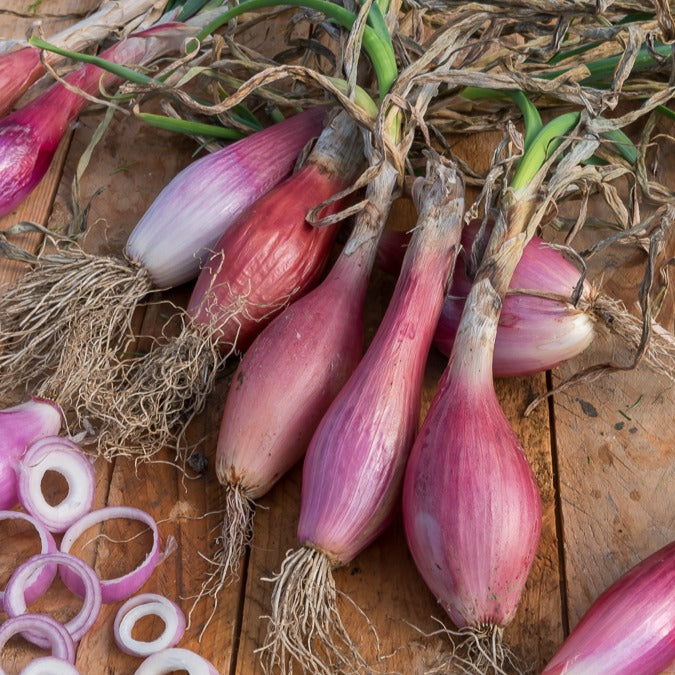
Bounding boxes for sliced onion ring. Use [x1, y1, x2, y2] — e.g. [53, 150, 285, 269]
[20, 657, 80, 674]
[60, 506, 163, 604]
[0, 511, 57, 611]
[4, 552, 102, 648]
[134, 648, 218, 674]
[0, 614, 75, 664]
[114, 593, 186, 657]
[18, 436, 95, 533]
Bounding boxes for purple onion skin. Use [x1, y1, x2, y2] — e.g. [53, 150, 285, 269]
[402, 286, 542, 628]
[0, 24, 189, 218]
[378, 223, 595, 377]
[298, 174, 463, 564]
[0, 47, 44, 117]
[216, 243, 370, 499]
[0, 398, 63, 510]
[125, 107, 326, 288]
[542, 541, 675, 675]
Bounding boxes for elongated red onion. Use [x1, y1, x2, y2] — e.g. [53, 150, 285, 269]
[134, 648, 218, 674]
[59, 506, 165, 603]
[0, 22, 194, 218]
[262, 158, 465, 674]
[402, 278, 542, 661]
[0, 108, 325, 422]
[211, 166, 397, 585]
[0, 511, 57, 611]
[0, 398, 62, 510]
[542, 541, 675, 674]
[4, 552, 102, 647]
[114, 593, 186, 657]
[19, 657, 80, 674]
[377, 223, 595, 376]
[18, 436, 95, 533]
[0, 614, 75, 665]
[0, 0, 164, 116]
[105, 109, 362, 459]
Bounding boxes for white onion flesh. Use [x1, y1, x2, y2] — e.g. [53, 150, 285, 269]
[17, 436, 95, 533]
[114, 593, 186, 657]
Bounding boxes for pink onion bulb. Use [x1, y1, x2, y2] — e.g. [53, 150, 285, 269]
[403, 280, 542, 656]
[543, 541, 675, 674]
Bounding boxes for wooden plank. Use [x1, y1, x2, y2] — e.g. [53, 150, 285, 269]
[551, 117, 675, 631]
[552, 242, 675, 628]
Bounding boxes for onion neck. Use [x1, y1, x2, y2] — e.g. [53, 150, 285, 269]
[446, 278, 501, 392]
[307, 110, 363, 182]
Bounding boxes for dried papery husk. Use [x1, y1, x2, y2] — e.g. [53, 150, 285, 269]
[262, 156, 465, 675]
[0, 108, 326, 416]
[90, 110, 364, 459]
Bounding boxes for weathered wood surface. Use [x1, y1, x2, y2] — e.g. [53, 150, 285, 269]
[1, 4, 673, 675]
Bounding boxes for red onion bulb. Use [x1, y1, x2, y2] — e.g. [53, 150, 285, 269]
[403, 282, 542, 655]
[0, 398, 62, 510]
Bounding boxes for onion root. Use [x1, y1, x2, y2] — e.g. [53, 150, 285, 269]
[0, 249, 151, 415]
[260, 546, 369, 675]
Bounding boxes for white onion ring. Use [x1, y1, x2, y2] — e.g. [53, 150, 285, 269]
[0, 615, 75, 667]
[20, 657, 80, 674]
[134, 648, 219, 674]
[60, 506, 164, 604]
[18, 436, 95, 533]
[113, 593, 186, 657]
[0, 511, 57, 611]
[4, 552, 102, 648]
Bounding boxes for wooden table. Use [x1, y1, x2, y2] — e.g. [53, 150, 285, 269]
[1, 3, 673, 673]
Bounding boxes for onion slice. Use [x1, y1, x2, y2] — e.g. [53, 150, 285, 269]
[20, 657, 80, 674]
[134, 648, 218, 674]
[4, 552, 101, 647]
[114, 593, 186, 657]
[60, 506, 163, 603]
[17, 437, 95, 533]
[0, 614, 75, 664]
[0, 511, 57, 611]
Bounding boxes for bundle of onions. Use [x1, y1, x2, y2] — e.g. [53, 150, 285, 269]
[402, 112, 582, 670]
[206, 151, 400, 595]
[0, 0, 168, 116]
[542, 540, 674, 674]
[261, 156, 465, 674]
[0, 107, 326, 415]
[98, 109, 364, 458]
[378, 223, 675, 379]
